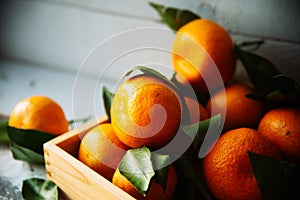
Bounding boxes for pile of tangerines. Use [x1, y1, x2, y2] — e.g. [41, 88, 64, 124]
[77, 19, 300, 200]
[8, 18, 300, 200]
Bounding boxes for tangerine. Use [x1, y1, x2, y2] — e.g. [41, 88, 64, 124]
[172, 19, 236, 92]
[258, 107, 300, 164]
[9, 95, 68, 135]
[202, 127, 281, 200]
[78, 123, 129, 180]
[206, 83, 265, 131]
[111, 74, 182, 150]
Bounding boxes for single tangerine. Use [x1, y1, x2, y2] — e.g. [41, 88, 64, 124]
[78, 123, 129, 181]
[172, 19, 236, 93]
[258, 107, 300, 164]
[111, 74, 182, 150]
[9, 95, 68, 135]
[206, 83, 265, 131]
[202, 127, 281, 200]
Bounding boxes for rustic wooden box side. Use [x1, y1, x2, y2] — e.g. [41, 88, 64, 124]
[44, 117, 136, 200]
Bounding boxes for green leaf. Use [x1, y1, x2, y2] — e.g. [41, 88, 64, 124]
[7, 126, 56, 163]
[0, 119, 9, 144]
[102, 86, 114, 121]
[123, 65, 177, 89]
[235, 46, 300, 105]
[122, 66, 178, 101]
[248, 152, 300, 200]
[149, 2, 200, 31]
[10, 142, 44, 163]
[273, 74, 300, 93]
[264, 75, 300, 105]
[118, 147, 155, 196]
[174, 155, 215, 200]
[151, 153, 171, 190]
[182, 114, 221, 149]
[7, 126, 56, 155]
[247, 75, 300, 105]
[235, 45, 280, 93]
[22, 178, 58, 200]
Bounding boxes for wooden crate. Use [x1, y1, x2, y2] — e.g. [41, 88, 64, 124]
[43, 116, 136, 200]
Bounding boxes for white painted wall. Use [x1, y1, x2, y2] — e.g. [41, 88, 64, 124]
[0, 0, 299, 79]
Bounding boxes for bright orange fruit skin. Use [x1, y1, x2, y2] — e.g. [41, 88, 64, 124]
[202, 128, 281, 200]
[172, 19, 236, 93]
[206, 83, 265, 131]
[111, 74, 182, 150]
[258, 107, 300, 164]
[9, 95, 68, 135]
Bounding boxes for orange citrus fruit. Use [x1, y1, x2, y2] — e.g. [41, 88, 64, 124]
[258, 107, 300, 164]
[184, 96, 209, 124]
[172, 19, 236, 92]
[8, 95, 68, 135]
[202, 127, 281, 200]
[112, 165, 177, 200]
[111, 74, 182, 150]
[78, 123, 129, 181]
[206, 83, 265, 131]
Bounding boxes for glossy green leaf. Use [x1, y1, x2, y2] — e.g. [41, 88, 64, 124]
[0, 119, 9, 144]
[7, 126, 56, 154]
[182, 114, 221, 149]
[246, 75, 300, 104]
[102, 86, 114, 121]
[22, 178, 58, 200]
[235, 45, 280, 93]
[118, 147, 155, 196]
[151, 153, 170, 190]
[149, 2, 200, 31]
[7, 126, 56, 163]
[10, 142, 44, 163]
[236, 46, 300, 105]
[248, 152, 300, 200]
